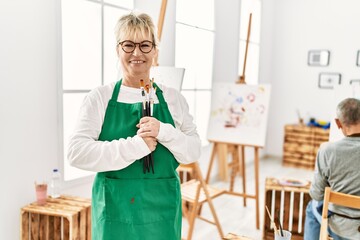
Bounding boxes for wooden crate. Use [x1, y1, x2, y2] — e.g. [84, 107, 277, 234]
[21, 195, 91, 240]
[263, 177, 311, 240]
[283, 124, 329, 169]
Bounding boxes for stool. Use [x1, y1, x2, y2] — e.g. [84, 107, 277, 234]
[20, 195, 91, 240]
[263, 177, 311, 240]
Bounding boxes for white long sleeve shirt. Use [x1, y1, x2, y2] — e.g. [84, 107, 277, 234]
[67, 82, 201, 172]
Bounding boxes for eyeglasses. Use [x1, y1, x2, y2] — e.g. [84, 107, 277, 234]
[118, 40, 155, 54]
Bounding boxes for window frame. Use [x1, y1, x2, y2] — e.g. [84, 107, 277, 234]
[58, 0, 133, 184]
[175, 1, 215, 146]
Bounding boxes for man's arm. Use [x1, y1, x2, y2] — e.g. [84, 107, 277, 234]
[309, 145, 330, 201]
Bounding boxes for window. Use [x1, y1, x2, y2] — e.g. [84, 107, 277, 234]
[61, 0, 133, 181]
[238, 0, 262, 85]
[175, 0, 215, 145]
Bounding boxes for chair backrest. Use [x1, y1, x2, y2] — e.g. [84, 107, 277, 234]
[178, 163, 197, 183]
[320, 187, 360, 240]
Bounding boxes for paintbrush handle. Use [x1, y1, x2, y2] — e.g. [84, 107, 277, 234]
[277, 215, 284, 236]
[150, 153, 154, 174]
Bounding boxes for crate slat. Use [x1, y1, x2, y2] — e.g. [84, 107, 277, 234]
[21, 211, 29, 240]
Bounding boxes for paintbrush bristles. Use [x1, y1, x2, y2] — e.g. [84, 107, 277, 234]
[140, 79, 144, 88]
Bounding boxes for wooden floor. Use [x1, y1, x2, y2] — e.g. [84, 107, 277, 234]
[181, 145, 314, 240]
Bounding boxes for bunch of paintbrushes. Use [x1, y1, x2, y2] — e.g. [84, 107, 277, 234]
[265, 206, 284, 237]
[140, 79, 156, 174]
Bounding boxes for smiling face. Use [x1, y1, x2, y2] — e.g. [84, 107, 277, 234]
[117, 32, 157, 87]
[114, 13, 159, 88]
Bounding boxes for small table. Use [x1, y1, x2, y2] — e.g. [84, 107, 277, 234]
[20, 195, 91, 240]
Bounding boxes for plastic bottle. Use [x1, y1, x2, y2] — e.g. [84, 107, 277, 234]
[50, 169, 61, 198]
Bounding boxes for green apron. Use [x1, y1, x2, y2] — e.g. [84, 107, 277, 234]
[91, 80, 181, 240]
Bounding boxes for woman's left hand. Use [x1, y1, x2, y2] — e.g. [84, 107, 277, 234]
[136, 117, 160, 138]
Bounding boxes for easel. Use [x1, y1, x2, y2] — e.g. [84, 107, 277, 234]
[205, 13, 261, 230]
[237, 13, 252, 84]
[153, 0, 167, 66]
[205, 142, 261, 230]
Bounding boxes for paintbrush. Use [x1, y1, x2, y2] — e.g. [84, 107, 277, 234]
[145, 84, 154, 173]
[149, 78, 154, 116]
[140, 79, 152, 173]
[140, 79, 146, 110]
[149, 79, 155, 173]
[265, 205, 278, 235]
[276, 209, 284, 237]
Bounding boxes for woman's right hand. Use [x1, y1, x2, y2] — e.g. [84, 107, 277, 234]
[142, 136, 157, 152]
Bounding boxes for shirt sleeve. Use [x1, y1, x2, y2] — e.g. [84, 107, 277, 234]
[67, 88, 150, 172]
[156, 88, 201, 164]
[309, 143, 330, 201]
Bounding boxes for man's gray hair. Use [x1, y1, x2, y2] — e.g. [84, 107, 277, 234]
[336, 98, 360, 126]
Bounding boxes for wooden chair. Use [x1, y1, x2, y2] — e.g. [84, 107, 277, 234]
[180, 162, 226, 240]
[178, 164, 197, 183]
[320, 187, 360, 240]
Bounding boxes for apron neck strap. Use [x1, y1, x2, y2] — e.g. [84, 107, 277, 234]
[111, 80, 122, 101]
[153, 82, 166, 104]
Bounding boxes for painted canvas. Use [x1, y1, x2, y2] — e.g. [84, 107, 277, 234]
[207, 83, 271, 147]
[329, 84, 360, 141]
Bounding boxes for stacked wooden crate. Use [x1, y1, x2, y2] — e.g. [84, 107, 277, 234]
[283, 124, 329, 169]
[21, 195, 91, 240]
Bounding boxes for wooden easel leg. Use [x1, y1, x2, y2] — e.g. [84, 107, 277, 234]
[240, 145, 247, 206]
[217, 143, 229, 181]
[229, 145, 237, 192]
[205, 143, 217, 184]
[254, 147, 260, 229]
[186, 185, 201, 240]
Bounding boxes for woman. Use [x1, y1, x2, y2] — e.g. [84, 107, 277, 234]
[67, 12, 201, 239]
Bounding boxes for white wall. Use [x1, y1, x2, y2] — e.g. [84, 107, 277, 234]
[213, 0, 240, 84]
[0, 1, 59, 238]
[261, 0, 360, 155]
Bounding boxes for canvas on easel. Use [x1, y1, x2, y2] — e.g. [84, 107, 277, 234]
[207, 82, 271, 147]
[150, 66, 185, 91]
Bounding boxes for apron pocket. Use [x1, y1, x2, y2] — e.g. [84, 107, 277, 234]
[104, 177, 179, 225]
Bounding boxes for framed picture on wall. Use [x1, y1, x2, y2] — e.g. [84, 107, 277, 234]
[308, 50, 330, 66]
[357, 50, 360, 66]
[350, 79, 360, 85]
[318, 73, 341, 89]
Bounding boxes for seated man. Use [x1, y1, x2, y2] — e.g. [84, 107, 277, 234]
[304, 98, 360, 240]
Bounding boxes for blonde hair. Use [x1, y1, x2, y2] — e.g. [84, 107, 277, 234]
[114, 12, 158, 47]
